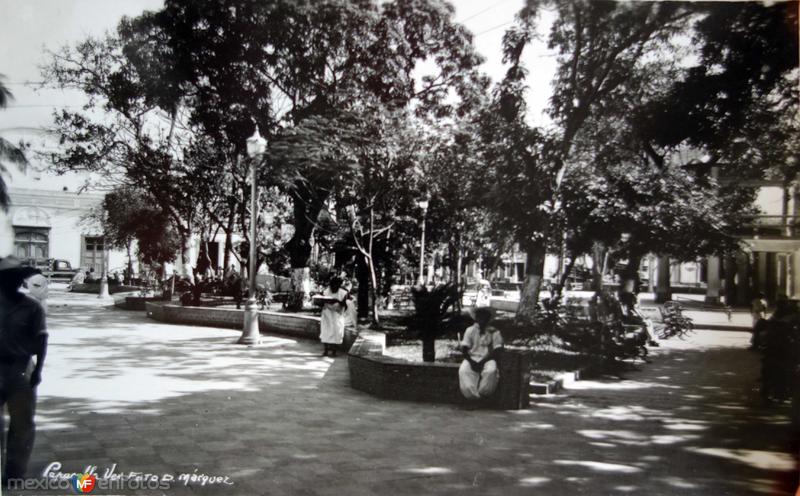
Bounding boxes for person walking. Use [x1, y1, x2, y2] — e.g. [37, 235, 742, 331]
[342, 278, 358, 331]
[319, 277, 348, 357]
[0, 256, 48, 485]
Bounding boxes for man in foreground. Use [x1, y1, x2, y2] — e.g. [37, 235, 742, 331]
[0, 256, 48, 485]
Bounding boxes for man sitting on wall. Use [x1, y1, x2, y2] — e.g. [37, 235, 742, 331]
[459, 307, 503, 400]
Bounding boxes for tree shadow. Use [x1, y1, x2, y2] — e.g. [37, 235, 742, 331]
[20, 308, 799, 495]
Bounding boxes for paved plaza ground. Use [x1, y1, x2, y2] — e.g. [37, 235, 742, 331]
[9, 290, 799, 495]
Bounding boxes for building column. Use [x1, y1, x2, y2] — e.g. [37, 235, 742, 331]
[755, 252, 767, 295]
[736, 251, 751, 306]
[777, 253, 788, 298]
[791, 250, 800, 299]
[765, 252, 777, 302]
[705, 255, 721, 304]
[655, 256, 671, 303]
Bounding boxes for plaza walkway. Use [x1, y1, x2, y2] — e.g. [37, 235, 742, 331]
[15, 291, 799, 495]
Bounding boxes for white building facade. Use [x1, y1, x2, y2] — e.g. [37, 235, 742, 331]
[0, 128, 126, 273]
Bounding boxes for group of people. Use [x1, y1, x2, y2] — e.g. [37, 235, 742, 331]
[0, 256, 49, 485]
[317, 275, 504, 401]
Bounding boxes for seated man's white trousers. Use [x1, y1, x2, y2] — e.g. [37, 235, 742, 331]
[459, 359, 499, 399]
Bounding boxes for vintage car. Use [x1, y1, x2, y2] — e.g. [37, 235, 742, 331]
[21, 258, 80, 282]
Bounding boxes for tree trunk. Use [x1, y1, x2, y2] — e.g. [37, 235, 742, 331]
[723, 252, 737, 305]
[125, 240, 133, 285]
[285, 185, 327, 310]
[222, 198, 236, 273]
[422, 337, 435, 363]
[356, 255, 370, 320]
[180, 230, 195, 285]
[288, 267, 310, 308]
[554, 256, 577, 302]
[655, 255, 672, 303]
[367, 254, 380, 326]
[516, 241, 547, 323]
[456, 248, 463, 286]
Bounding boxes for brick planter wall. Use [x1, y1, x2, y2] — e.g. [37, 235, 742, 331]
[70, 283, 142, 295]
[490, 298, 518, 313]
[144, 302, 357, 349]
[348, 331, 533, 410]
[115, 296, 167, 311]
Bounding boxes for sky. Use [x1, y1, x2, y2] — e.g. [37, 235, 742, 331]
[0, 0, 557, 142]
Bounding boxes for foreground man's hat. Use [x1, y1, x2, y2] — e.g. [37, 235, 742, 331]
[0, 256, 41, 278]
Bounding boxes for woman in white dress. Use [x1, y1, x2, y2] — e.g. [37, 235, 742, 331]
[320, 277, 348, 357]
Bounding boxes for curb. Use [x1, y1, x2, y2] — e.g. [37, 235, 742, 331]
[530, 361, 608, 395]
[531, 377, 563, 395]
[693, 325, 751, 332]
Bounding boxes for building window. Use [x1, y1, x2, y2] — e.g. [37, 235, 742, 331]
[82, 236, 107, 274]
[14, 228, 49, 261]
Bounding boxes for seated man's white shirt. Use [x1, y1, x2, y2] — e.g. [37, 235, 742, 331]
[460, 324, 503, 361]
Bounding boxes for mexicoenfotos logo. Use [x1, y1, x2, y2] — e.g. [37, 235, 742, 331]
[71, 473, 97, 493]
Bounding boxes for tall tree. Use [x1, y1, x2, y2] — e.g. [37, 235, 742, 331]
[40, 34, 206, 279]
[0, 75, 28, 210]
[489, 0, 692, 320]
[489, 0, 797, 320]
[121, 0, 486, 308]
[425, 118, 508, 294]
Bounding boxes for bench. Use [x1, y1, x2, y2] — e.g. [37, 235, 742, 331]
[589, 294, 649, 362]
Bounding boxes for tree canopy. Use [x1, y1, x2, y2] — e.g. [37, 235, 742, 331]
[483, 0, 798, 319]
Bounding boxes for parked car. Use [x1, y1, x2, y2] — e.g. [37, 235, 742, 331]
[462, 279, 492, 307]
[492, 281, 522, 298]
[21, 258, 79, 282]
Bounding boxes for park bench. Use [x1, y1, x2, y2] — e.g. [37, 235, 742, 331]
[589, 294, 649, 362]
[657, 301, 694, 339]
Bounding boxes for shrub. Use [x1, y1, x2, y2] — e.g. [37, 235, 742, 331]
[410, 283, 461, 362]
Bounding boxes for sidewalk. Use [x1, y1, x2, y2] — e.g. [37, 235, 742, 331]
[42, 284, 119, 308]
[14, 294, 798, 495]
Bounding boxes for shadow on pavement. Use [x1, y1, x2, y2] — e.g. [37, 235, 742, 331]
[17, 306, 799, 495]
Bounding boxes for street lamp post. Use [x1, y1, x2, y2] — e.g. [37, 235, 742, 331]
[417, 198, 429, 286]
[98, 212, 110, 299]
[98, 237, 110, 298]
[238, 125, 267, 345]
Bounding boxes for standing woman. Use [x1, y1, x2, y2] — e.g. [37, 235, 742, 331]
[320, 277, 348, 357]
[342, 277, 358, 331]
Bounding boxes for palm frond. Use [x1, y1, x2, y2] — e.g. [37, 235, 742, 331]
[0, 177, 9, 212]
[0, 76, 12, 109]
[0, 137, 27, 166]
